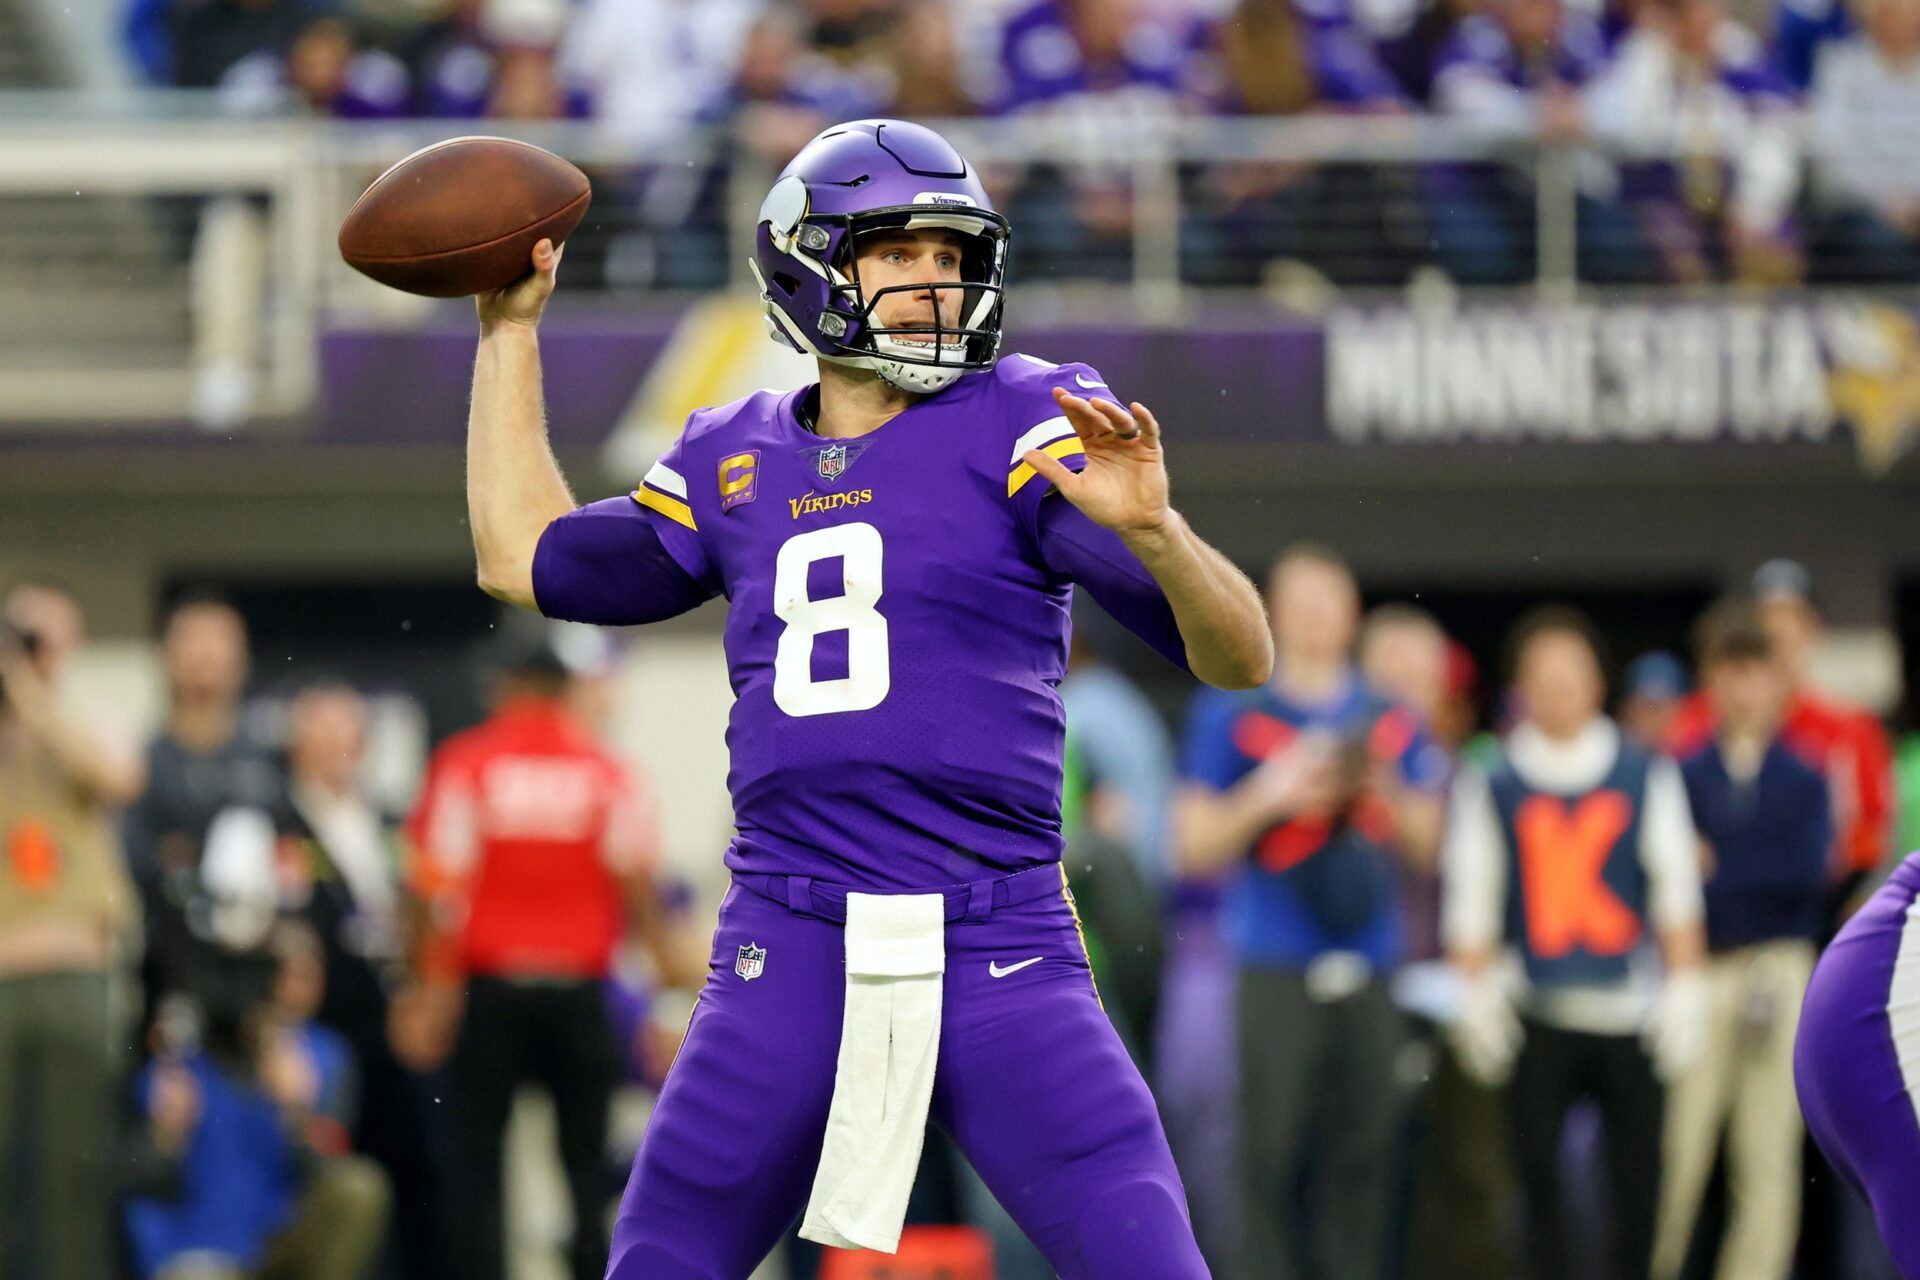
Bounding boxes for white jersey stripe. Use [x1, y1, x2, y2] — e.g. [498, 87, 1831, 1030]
[643, 461, 689, 499]
[1891, 898, 1920, 1131]
[1009, 416, 1076, 465]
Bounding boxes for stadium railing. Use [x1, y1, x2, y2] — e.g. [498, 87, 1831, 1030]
[0, 92, 1851, 426]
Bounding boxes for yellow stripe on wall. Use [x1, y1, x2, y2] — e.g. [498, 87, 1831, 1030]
[633, 486, 697, 531]
[1006, 437, 1087, 497]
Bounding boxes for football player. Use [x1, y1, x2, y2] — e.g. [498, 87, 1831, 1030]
[463, 119, 1270, 1279]
[1795, 854, 1920, 1278]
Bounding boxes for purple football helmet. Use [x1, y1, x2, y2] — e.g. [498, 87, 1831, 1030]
[751, 119, 1009, 394]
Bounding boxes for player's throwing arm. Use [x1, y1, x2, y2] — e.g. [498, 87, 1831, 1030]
[1030, 386, 1272, 690]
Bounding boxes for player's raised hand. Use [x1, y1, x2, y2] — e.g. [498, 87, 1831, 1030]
[1025, 387, 1171, 539]
[476, 238, 563, 334]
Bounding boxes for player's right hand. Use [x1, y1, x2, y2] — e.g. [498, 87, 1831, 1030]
[476, 238, 562, 333]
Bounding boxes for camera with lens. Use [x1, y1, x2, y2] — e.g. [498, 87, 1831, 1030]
[0, 619, 42, 710]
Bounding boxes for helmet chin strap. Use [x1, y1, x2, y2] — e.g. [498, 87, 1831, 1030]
[818, 345, 967, 394]
[819, 325, 969, 393]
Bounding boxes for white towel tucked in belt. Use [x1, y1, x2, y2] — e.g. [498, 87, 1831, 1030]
[800, 891, 946, 1253]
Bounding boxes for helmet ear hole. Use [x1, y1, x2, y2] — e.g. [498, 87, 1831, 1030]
[771, 271, 800, 297]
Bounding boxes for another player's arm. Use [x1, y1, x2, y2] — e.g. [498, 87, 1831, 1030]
[1025, 388, 1272, 690]
[469, 239, 573, 609]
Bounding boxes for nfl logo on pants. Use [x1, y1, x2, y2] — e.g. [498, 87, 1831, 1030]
[736, 942, 766, 981]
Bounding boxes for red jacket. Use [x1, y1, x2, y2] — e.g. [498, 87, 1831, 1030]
[1668, 688, 1893, 876]
[406, 697, 656, 981]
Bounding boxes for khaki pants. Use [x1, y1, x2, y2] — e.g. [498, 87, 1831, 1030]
[1652, 939, 1814, 1280]
[157, 1155, 391, 1280]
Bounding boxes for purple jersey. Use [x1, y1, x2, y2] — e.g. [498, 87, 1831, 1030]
[534, 354, 1186, 892]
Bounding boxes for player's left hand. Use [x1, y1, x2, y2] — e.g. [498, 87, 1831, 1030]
[1026, 387, 1171, 539]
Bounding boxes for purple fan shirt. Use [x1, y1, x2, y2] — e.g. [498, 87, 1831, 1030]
[1432, 13, 1611, 100]
[533, 354, 1189, 892]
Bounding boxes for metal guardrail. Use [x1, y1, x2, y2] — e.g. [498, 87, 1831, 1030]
[0, 92, 1811, 424]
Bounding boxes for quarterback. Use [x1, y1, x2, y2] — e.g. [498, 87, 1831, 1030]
[464, 119, 1269, 1279]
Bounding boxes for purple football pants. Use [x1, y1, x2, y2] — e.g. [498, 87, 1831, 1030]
[1795, 855, 1920, 1279]
[605, 865, 1209, 1280]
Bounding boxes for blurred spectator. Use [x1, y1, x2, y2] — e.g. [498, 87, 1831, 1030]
[1063, 627, 1178, 880]
[1176, 545, 1446, 1280]
[0, 582, 142, 1280]
[557, 0, 764, 150]
[992, 0, 1214, 277]
[280, 682, 449, 1280]
[1669, 560, 1896, 904]
[1360, 603, 1450, 727]
[1620, 649, 1689, 751]
[124, 922, 391, 1280]
[1442, 606, 1706, 1280]
[400, 0, 587, 119]
[1771, 0, 1851, 87]
[710, 5, 893, 167]
[1194, 0, 1414, 287]
[1807, 0, 1920, 283]
[1376, 0, 1482, 100]
[1059, 631, 1176, 1065]
[400, 0, 492, 115]
[168, 0, 320, 90]
[1426, 0, 1655, 284]
[406, 640, 687, 1280]
[1359, 602, 1452, 957]
[1356, 603, 1516, 1280]
[125, 597, 283, 1027]
[798, 0, 968, 117]
[888, 0, 974, 117]
[993, 0, 1209, 117]
[273, 17, 412, 117]
[1584, 0, 1803, 284]
[1215, 0, 1407, 109]
[1654, 600, 1829, 1280]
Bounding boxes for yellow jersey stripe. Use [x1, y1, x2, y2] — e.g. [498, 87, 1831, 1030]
[1007, 437, 1086, 497]
[633, 485, 697, 531]
[1059, 864, 1105, 1010]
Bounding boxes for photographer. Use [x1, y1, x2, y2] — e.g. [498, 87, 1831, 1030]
[124, 919, 390, 1280]
[1176, 546, 1447, 1280]
[0, 580, 144, 1280]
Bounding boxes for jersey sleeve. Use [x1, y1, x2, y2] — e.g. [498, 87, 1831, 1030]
[1000, 355, 1124, 542]
[1037, 500, 1190, 673]
[531, 427, 723, 624]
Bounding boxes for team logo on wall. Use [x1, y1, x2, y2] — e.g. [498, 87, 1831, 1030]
[736, 942, 767, 981]
[807, 440, 871, 483]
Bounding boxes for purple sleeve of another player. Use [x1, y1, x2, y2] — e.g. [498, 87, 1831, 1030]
[1037, 499, 1191, 674]
[532, 498, 716, 625]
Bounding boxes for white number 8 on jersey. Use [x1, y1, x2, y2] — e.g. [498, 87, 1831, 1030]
[772, 522, 890, 717]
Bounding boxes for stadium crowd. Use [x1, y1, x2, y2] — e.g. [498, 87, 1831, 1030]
[120, 0, 1920, 286]
[0, 544, 1909, 1279]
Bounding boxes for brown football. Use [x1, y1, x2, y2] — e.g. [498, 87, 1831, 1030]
[338, 136, 591, 298]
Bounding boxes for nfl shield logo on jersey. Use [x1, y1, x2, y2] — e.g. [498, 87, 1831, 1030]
[817, 443, 848, 481]
[735, 942, 767, 981]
